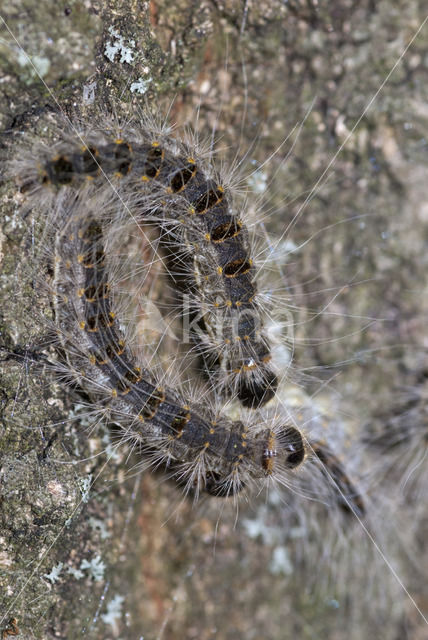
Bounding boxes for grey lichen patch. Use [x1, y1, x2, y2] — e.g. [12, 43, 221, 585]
[66, 565, 85, 580]
[100, 594, 125, 629]
[79, 554, 106, 582]
[130, 75, 152, 94]
[77, 474, 93, 503]
[104, 26, 136, 64]
[89, 517, 111, 540]
[43, 562, 64, 584]
[269, 546, 293, 576]
[94, 0, 213, 108]
[16, 50, 51, 83]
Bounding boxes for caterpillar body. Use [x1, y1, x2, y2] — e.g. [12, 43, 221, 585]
[12, 116, 307, 499]
[31, 124, 278, 409]
[8, 113, 369, 511]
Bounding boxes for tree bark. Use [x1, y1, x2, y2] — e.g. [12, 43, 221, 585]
[1, 1, 428, 638]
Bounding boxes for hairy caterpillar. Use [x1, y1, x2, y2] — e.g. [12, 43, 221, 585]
[10, 115, 308, 500]
[26, 118, 278, 410]
[2, 1, 427, 637]
[9, 111, 368, 512]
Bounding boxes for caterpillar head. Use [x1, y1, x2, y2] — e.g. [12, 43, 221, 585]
[261, 426, 306, 475]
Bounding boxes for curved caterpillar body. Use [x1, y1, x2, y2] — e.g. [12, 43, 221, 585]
[52, 190, 305, 497]
[30, 123, 278, 409]
[5, 111, 371, 516]
[9, 114, 369, 511]
[12, 117, 306, 499]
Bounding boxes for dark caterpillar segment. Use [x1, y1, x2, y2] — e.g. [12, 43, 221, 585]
[85, 310, 115, 332]
[45, 142, 162, 184]
[236, 313, 258, 340]
[222, 423, 249, 462]
[147, 144, 164, 178]
[79, 248, 105, 269]
[213, 238, 250, 271]
[115, 366, 142, 394]
[45, 155, 74, 184]
[126, 143, 164, 181]
[80, 224, 126, 362]
[69, 146, 100, 178]
[229, 326, 278, 409]
[191, 184, 224, 215]
[236, 366, 278, 409]
[112, 141, 133, 175]
[165, 416, 250, 467]
[81, 251, 169, 416]
[78, 146, 100, 176]
[223, 274, 255, 307]
[170, 406, 191, 436]
[80, 220, 103, 241]
[107, 352, 155, 402]
[82, 282, 110, 302]
[139, 387, 165, 419]
[92, 339, 126, 366]
[79, 141, 133, 177]
[210, 218, 243, 243]
[278, 427, 306, 468]
[168, 159, 197, 193]
[223, 258, 252, 278]
[77, 221, 105, 269]
[107, 355, 166, 417]
[311, 442, 365, 516]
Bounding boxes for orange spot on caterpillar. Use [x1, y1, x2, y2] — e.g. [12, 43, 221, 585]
[141, 387, 165, 420]
[262, 431, 277, 475]
[171, 406, 191, 437]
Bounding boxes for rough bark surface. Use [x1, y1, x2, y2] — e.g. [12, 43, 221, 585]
[1, 1, 428, 639]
